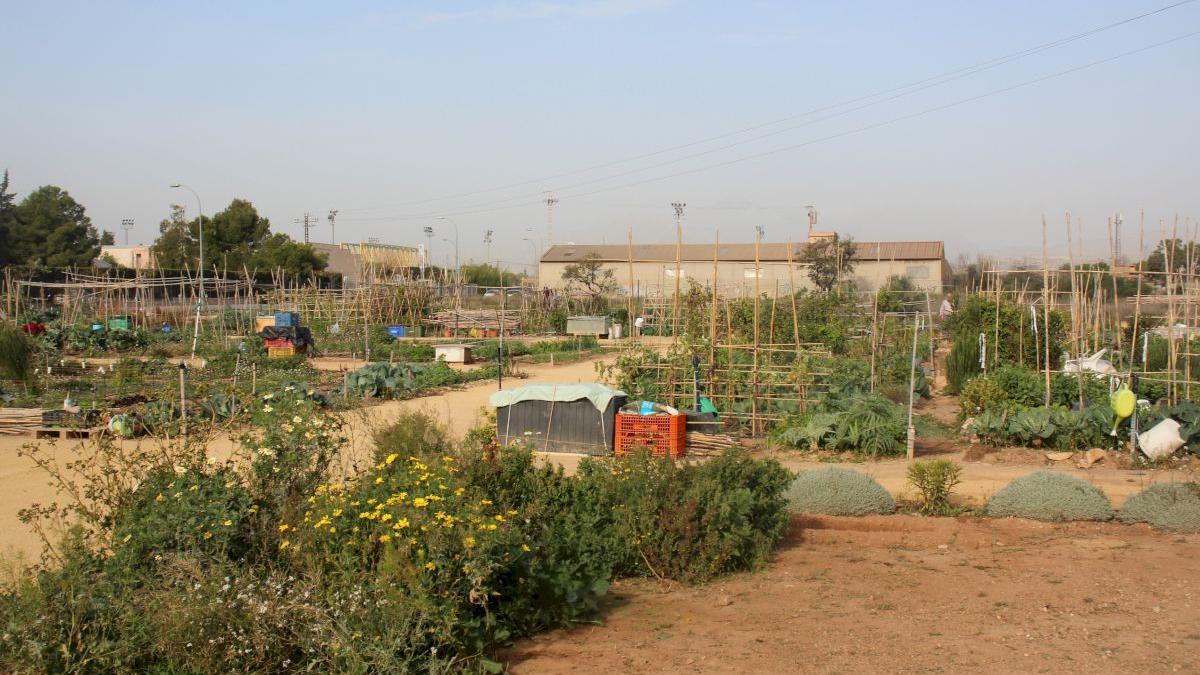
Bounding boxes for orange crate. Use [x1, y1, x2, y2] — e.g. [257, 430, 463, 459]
[615, 413, 686, 457]
[268, 345, 306, 358]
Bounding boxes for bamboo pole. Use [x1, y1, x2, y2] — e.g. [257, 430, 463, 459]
[1042, 215, 1052, 407]
[1066, 213, 1084, 409]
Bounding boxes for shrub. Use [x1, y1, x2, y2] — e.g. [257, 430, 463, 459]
[906, 459, 962, 515]
[959, 374, 1006, 417]
[944, 333, 980, 394]
[985, 471, 1113, 522]
[1117, 482, 1200, 533]
[786, 467, 896, 516]
[371, 410, 450, 464]
[0, 323, 32, 382]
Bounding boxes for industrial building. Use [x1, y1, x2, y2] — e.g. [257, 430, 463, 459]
[538, 232, 949, 295]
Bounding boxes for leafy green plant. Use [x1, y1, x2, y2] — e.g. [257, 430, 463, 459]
[906, 459, 962, 515]
[1117, 482, 1200, 533]
[776, 391, 906, 457]
[959, 374, 1006, 417]
[786, 467, 896, 516]
[1008, 407, 1057, 446]
[984, 471, 1113, 522]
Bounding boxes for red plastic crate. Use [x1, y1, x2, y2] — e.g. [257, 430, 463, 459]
[615, 412, 686, 457]
[264, 338, 294, 348]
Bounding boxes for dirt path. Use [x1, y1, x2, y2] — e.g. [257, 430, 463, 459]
[504, 514, 1200, 673]
[0, 355, 610, 561]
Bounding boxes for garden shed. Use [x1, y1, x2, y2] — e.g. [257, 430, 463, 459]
[490, 383, 627, 455]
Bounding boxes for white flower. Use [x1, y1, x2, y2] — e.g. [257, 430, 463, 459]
[173, 465, 187, 475]
[262, 392, 274, 400]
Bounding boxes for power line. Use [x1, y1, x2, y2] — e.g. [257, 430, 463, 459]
[334, 0, 1195, 217]
[335, 27, 1200, 224]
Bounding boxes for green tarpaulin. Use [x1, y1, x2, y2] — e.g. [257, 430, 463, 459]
[489, 383, 627, 413]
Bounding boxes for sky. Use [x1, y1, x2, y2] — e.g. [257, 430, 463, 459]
[2, 0, 1198, 271]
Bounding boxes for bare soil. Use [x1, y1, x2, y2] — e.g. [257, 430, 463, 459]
[503, 514, 1200, 674]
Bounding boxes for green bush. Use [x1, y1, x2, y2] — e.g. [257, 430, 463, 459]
[1117, 482, 1200, 533]
[786, 467, 896, 516]
[0, 408, 791, 672]
[985, 471, 1113, 522]
[944, 333, 981, 395]
[371, 410, 450, 463]
[959, 374, 1006, 417]
[906, 459, 962, 515]
[0, 323, 33, 382]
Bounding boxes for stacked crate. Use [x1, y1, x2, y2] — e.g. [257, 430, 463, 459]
[260, 312, 308, 358]
[614, 413, 687, 458]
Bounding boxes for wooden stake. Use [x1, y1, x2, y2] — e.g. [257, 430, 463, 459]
[1041, 215, 1052, 407]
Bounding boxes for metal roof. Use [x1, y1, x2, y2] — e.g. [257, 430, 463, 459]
[540, 240, 944, 263]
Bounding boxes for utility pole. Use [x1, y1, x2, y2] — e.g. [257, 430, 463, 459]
[671, 202, 686, 333]
[1113, 212, 1124, 265]
[328, 209, 339, 245]
[120, 218, 134, 246]
[543, 192, 558, 247]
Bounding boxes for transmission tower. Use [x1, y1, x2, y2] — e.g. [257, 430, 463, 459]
[543, 192, 558, 247]
[1113, 212, 1124, 265]
[294, 213, 316, 243]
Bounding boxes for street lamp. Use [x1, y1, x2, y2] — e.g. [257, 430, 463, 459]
[170, 183, 204, 360]
[436, 216, 460, 279]
[422, 226, 434, 277]
[522, 237, 539, 287]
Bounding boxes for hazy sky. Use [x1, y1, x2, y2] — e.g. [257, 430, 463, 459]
[2, 0, 1198, 271]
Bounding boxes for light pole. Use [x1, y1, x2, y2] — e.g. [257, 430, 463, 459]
[171, 183, 204, 360]
[422, 226, 434, 277]
[484, 230, 494, 271]
[328, 209, 338, 245]
[671, 202, 686, 331]
[522, 237, 539, 287]
[436, 216, 460, 279]
[120, 218, 134, 246]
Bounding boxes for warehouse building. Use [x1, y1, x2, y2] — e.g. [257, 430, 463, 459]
[538, 232, 949, 295]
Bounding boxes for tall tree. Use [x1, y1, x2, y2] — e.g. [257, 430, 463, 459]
[251, 233, 328, 276]
[0, 170, 14, 266]
[151, 198, 326, 276]
[799, 233, 857, 292]
[151, 204, 198, 270]
[8, 185, 102, 267]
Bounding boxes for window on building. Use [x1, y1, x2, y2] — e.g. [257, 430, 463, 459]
[743, 267, 763, 279]
[664, 268, 687, 279]
[906, 265, 930, 279]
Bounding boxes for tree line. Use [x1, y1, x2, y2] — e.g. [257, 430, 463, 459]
[0, 169, 327, 277]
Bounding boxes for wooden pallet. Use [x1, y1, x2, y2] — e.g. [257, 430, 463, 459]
[34, 426, 104, 440]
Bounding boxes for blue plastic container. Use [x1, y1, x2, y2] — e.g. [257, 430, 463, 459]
[387, 325, 406, 338]
[274, 311, 299, 327]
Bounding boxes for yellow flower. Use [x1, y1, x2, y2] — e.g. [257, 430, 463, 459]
[332, 509, 343, 517]
[283, 423, 294, 432]
[385, 453, 399, 465]
[412, 497, 429, 508]
[122, 534, 132, 542]
[305, 431, 315, 440]
[480, 499, 493, 506]
[463, 536, 476, 548]
[155, 493, 165, 502]
[278, 523, 290, 532]
[380, 513, 393, 522]
[375, 477, 384, 485]
[329, 526, 337, 533]
[394, 517, 410, 529]
[279, 540, 291, 550]
[494, 514, 505, 522]
[378, 534, 392, 543]
[202, 532, 212, 540]
[487, 524, 497, 531]
[521, 544, 531, 552]
[222, 519, 232, 526]
[454, 487, 465, 496]
[424, 562, 436, 571]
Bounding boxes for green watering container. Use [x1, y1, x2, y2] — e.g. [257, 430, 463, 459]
[107, 316, 132, 331]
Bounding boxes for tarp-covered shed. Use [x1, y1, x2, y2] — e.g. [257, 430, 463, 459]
[490, 383, 627, 455]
